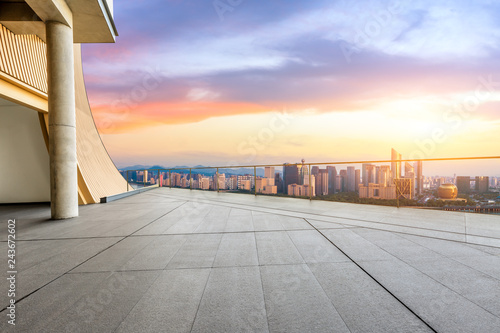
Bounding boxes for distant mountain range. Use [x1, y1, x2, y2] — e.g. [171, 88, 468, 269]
[118, 165, 280, 177]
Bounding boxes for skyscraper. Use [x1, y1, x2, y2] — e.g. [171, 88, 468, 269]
[391, 148, 402, 180]
[475, 176, 489, 193]
[355, 169, 360, 192]
[327, 166, 337, 194]
[362, 164, 371, 186]
[378, 165, 391, 186]
[347, 166, 356, 192]
[363, 164, 376, 185]
[404, 162, 415, 198]
[339, 170, 347, 192]
[283, 163, 299, 193]
[265, 166, 275, 179]
[315, 168, 329, 196]
[456, 176, 471, 194]
[415, 161, 423, 195]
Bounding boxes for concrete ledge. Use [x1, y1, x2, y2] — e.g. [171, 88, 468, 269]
[100, 184, 159, 203]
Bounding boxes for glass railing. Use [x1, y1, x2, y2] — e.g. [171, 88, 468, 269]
[118, 156, 500, 214]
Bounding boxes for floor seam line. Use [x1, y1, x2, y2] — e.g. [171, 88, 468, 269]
[302, 217, 438, 333]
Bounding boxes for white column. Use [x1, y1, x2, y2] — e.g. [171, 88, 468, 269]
[46, 21, 78, 219]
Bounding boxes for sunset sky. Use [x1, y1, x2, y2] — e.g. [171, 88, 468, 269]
[82, 0, 500, 174]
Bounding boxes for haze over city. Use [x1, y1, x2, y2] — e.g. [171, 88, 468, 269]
[82, 0, 500, 175]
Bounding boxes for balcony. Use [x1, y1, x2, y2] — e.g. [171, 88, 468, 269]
[1, 187, 499, 332]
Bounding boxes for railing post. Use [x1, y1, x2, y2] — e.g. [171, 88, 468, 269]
[254, 166, 257, 196]
[127, 170, 129, 192]
[169, 170, 172, 188]
[216, 167, 219, 193]
[189, 168, 192, 190]
[395, 179, 400, 208]
[157, 169, 160, 187]
[309, 164, 312, 201]
[143, 169, 146, 187]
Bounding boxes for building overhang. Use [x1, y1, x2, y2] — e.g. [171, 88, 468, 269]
[0, 0, 117, 43]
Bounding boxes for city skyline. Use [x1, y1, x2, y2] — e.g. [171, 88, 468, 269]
[82, 1, 500, 173]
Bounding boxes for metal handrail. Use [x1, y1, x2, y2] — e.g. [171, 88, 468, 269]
[124, 155, 500, 173]
[121, 156, 500, 201]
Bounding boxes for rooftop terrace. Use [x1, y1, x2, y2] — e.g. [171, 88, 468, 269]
[1, 188, 500, 332]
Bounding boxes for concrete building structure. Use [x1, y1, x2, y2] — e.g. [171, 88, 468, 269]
[0, 1, 120, 219]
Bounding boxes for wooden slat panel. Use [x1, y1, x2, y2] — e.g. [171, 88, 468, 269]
[0, 23, 47, 94]
[73, 45, 128, 203]
[1, 24, 125, 204]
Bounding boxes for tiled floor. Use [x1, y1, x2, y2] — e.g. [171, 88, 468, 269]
[0, 188, 499, 332]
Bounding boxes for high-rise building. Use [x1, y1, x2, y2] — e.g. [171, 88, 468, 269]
[378, 165, 391, 186]
[218, 173, 226, 190]
[346, 166, 356, 192]
[227, 176, 238, 190]
[315, 169, 329, 196]
[475, 176, 489, 193]
[456, 176, 471, 194]
[404, 162, 414, 176]
[391, 148, 402, 180]
[283, 163, 299, 193]
[415, 161, 423, 195]
[299, 159, 308, 185]
[355, 169, 360, 192]
[265, 167, 275, 179]
[404, 162, 415, 198]
[255, 178, 265, 193]
[362, 164, 376, 185]
[238, 175, 253, 190]
[327, 166, 337, 194]
[362, 164, 371, 186]
[339, 170, 347, 192]
[200, 177, 210, 190]
[288, 182, 315, 197]
[275, 173, 284, 193]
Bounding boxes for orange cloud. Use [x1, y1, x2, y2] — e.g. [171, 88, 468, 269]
[92, 101, 271, 134]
